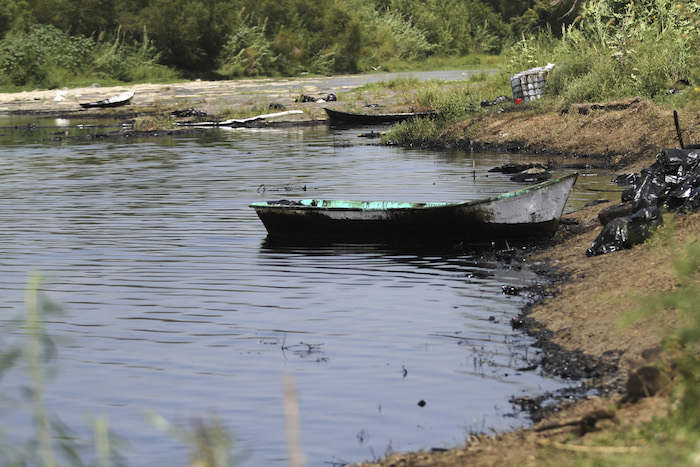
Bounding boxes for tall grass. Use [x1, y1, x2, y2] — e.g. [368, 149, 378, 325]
[577, 226, 700, 465]
[506, 0, 700, 104]
[633, 231, 700, 428]
[383, 71, 513, 147]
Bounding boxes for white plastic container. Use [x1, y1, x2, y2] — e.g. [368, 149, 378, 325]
[511, 63, 555, 103]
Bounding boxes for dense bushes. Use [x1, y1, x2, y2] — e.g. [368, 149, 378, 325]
[0, 24, 176, 87]
[0, 0, 543, 87]
[507, 0, 700, 103]
[0, 0, 698, 97]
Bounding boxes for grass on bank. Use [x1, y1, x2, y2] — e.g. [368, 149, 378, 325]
[383, 0, 699, 147]
[521, 215, 700, 466]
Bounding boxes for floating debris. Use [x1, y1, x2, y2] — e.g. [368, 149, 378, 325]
[489, 162, 549, 174]
[296, 94, 316, 102]
[16, 123, 38, 131]
[357, 131, 386, 138]
[502, 285, 523, 296]
[510, 167, 551, 183]
[257, 183, 307, 194]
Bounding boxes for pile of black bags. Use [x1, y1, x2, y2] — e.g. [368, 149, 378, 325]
[587, 148, 700, 256]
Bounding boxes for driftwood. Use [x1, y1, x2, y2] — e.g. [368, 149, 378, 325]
[569, 96, 642, 115]
[177, 110, 304, 127]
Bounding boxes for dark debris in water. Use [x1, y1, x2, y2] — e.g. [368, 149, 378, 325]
[16, 123, 39, 131]
[504, 300, 624, 422]
[502, 285, 522, 296]
[488, 161, 549, 174]
[489, 161, 553, 183]
[449, 244, 625, 423]
[500, 257, 626, 423]
[508, 340, 623, 423]
[79, 128, 210, 139]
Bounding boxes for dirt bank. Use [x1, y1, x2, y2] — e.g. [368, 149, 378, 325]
[353, 101, 700, 465]
[3, 81, 699, 465]
[0, 77, 419, 123]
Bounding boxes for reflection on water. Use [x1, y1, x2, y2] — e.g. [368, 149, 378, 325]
[0, 116, 619, 465]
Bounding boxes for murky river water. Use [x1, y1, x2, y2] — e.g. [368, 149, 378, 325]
[0, 115, 620, 465]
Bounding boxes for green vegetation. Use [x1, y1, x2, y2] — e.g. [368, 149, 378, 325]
[0, 23, 178, 89]
[0, 0, 582, 89]
[529, 220, 700, 466]
[2, 0, 696, 108]
[384, 0, 699, 147]
[507, 0, 700, 104]
[2, 1, 700, 465]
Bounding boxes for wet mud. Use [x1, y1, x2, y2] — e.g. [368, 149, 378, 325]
[480, 247, 625, 423]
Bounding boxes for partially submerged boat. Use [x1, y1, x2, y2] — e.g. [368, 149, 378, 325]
[250, 172, 578, 243]
[324, 107, 435, 125]
[80, 90, 135, 109]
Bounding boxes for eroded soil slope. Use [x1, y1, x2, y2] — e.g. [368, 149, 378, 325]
[355, 99, 700, 466]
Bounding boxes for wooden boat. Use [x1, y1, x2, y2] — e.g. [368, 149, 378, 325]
[324, 107, 435, 125]
[250, 172, 578, 243]
[80, 90, 135, 109]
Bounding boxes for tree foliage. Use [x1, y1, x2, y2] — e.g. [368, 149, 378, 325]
[1, 0, 697, 96]
[1, 0, 543, 82]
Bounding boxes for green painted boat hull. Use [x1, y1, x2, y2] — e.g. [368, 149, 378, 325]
[250, 173, 578, 243]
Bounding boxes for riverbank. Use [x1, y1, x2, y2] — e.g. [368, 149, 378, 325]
[355, 100, 700, 465]
[2, 80, 699, 465]
[0, 72, 462, 121]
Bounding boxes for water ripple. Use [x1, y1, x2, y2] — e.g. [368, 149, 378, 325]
[0, 121, 617, 466]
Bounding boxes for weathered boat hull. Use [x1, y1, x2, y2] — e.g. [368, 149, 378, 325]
[250, 173, 578, 243]
[80, 90, 135, 109]
[324, 107, 435, 125]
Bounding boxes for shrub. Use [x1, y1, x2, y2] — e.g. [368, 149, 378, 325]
[93, 28, 174, 82]
[218, 19, 280, 77]
[0, 24, 93, 87]
[508, 0, 700, 103]
[0, 24, 176, 87]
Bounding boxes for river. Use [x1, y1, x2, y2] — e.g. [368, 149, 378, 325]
[0, 115, 619, 466]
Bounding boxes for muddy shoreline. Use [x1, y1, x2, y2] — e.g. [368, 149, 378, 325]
[3, 81, 698, 465]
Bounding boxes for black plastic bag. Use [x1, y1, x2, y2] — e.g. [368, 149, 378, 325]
[632, 164, 667, 210]
[586, 207, 663, 256]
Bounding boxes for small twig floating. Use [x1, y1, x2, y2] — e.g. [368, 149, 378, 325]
[257, 183, 307, 193]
